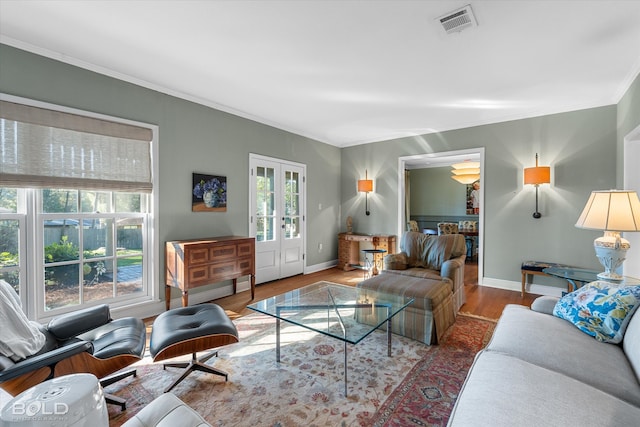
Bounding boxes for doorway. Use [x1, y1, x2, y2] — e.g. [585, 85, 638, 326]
[249, 154, 306, 284]
[397, 148, 485, 284]
[623, 124, 640, 278]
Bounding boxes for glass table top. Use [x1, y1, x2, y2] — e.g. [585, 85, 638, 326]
[543, 266, 640, 286]
[247, 281, 414, 345]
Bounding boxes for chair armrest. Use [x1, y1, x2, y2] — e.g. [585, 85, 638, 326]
[441, 255, 464, 282]
[47, 304, 111, 340]
[531, 296, 560, 315]
[0, 341, 92, 382]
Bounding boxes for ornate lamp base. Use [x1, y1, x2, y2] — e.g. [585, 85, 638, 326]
[594, 231, 629, 282]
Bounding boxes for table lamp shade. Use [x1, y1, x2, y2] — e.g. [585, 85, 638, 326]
[575, 190, 640, 281]
[575, 190, 640, 231]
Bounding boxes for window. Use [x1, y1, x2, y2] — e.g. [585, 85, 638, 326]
[0, 95, 157, 321]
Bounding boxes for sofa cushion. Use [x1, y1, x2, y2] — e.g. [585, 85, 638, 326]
[447, 350, 640, 427]
[486, 304, 640, 407]
[400, 232, 465, 270]
[382, 268, 446, 283]
[553, 281, 640, 343]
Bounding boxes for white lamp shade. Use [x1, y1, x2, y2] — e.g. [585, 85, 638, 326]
[575, 190, 640, 231]
[451, 174, 480, 184]
[452, 168, 480, 175]
[451, 161, 480, 170]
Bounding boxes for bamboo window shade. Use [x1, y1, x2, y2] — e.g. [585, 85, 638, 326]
[0, 100, 153, 192]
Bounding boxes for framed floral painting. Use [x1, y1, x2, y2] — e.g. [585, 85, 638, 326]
[192, 173, 227, 212]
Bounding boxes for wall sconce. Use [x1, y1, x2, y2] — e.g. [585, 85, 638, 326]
[451, 161, 480, 184]
[524, 153, 551, 218]
[358, 170, 373, 216]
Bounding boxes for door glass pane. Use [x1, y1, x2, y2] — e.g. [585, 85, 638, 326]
[256, 166, 276, 242]
[287, 216, 300, 239]
[283, 170, 300, 239]
[256, 191, 266, 216]
[256, 217, 266, 242]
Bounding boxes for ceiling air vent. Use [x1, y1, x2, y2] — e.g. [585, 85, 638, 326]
[437, 5, 477, 34]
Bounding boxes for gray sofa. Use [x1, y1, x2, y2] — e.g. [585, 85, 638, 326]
[383, 231, 467, 312]
[447, 296, 640, 426]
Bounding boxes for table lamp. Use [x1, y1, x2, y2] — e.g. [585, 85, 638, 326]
[575, 190, 640, 281]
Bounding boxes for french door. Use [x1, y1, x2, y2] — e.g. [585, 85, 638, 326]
[249, 154, 305, 284]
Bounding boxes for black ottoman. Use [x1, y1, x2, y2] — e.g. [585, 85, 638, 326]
[150, 304, 239, 392]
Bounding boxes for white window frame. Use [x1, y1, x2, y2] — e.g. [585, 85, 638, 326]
[0, 94, 159, 322]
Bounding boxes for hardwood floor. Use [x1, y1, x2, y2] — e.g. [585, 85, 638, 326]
[211, 262, 541, 321]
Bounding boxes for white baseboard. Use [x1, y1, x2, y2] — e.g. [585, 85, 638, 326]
[305, 259, 338, 274]
[480, 277, 565, 298]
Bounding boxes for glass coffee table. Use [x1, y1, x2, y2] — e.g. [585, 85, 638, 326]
[247, 281, 414, 396]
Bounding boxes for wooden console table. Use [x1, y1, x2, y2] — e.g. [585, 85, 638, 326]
[165, 236, 255, 310]
[338, 233, 396, 272]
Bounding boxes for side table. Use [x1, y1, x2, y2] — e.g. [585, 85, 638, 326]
[543, 266, 640, 293]
[361, 249, 386, 279]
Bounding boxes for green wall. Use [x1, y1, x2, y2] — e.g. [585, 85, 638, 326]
[0, 44, 342, 300]
[617, 73, 640, 185]
[409, 167, 468, 216]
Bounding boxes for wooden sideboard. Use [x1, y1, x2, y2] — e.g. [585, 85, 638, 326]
[338, 233, 396, 272]
[165, 236, 255, 310]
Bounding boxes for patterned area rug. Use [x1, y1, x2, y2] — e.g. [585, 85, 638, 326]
[370, 314, 496, 426]
[107, 312, 495, 426]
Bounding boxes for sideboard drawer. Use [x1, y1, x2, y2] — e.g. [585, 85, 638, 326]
[188, 265, 210, 284]
[188, 247, 210, 264]
[209, 260, 238, 281]
[209, 244, 237, 260]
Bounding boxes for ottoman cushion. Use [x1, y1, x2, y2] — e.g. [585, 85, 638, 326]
[150, 304, 237, 358]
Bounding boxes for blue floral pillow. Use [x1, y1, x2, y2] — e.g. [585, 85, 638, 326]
[553, 281, 640, 344]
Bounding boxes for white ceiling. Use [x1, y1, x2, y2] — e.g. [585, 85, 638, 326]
[1, 1, 639, 148]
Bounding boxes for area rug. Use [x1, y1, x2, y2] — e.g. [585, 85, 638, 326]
[107, 313, 495, 427]
[369, 314, 496, 426]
